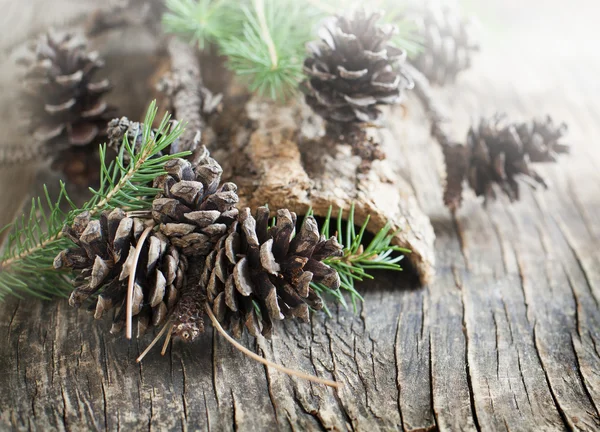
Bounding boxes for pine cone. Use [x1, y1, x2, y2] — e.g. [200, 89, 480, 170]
[303, 9, 413, 125]
[444, 114, 569, 206]
[54, 151, 239, 337]
[107, 116, 191, 162]
[19, 31, 114, 183]
[54, 209, 183, 336]
[152, 151, 240, 258]
[403, 1, 479, 86]
[201, 207, 344, 339]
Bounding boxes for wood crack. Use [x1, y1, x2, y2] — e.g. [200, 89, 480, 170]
[531, 324, 572, 431]
[458, 274, 481, 432]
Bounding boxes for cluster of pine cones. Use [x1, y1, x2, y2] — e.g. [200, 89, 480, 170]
[54, 141, 344, 342]
[443, 115, 570, 210]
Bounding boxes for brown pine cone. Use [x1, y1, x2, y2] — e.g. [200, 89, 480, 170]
[106, 115, 192, 162]
[443, 114, 570, 207]
[201, 206, 344, 339]
[151, 150, 240, 255]
[54, 209, 183, 336]
[402, 0, 479, 86]
[19, 31, 115, 183]
[303, 9, 413, 125]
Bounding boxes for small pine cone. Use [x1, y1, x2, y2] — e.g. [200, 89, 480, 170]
[202, 206, 344, 339]
[106, 117, 145, 155]
[444, 114, 569, 206]
[106, 116, 191, 161]
[54, 209, 185, 337]
[151, 152, 240, 255]
[303, 9, 413, 125]
[19, 31, 114, 183]
[403, 1, 479, 86]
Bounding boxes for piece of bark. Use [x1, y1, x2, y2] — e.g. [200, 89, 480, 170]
[157, 38, 223, 154]
[213, 96, 436, 284]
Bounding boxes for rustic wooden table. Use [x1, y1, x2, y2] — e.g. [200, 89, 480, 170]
[1, 1, 599, 431]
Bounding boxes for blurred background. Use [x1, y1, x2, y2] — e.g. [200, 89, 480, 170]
[0, 0, 598, 229]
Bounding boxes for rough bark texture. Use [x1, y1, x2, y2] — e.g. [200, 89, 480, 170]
[2, 1, 600, 431]
[212, 96, 436, 284]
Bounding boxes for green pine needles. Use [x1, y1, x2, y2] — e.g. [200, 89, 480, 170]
[163, 0, 233, 49]
[0, 102, 189, 300]
[163, 0, 420, 100]
[309, 205, 408, 316]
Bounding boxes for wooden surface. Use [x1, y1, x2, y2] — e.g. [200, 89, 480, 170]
[1, 1, 600, 431]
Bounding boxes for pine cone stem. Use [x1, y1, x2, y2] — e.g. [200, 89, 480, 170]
[126, 222, 155, 339]
[204, 303, 341, 389]
[161, 324, 174, 355]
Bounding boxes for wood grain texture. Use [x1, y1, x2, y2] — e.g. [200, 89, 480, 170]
[1, 1, 600, 431]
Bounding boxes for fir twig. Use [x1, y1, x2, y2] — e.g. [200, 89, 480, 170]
[0, 102, 189, 301]
[163, 0, 232, 49]
[309, 204, 409, 316]
[219, 0, 320, 100]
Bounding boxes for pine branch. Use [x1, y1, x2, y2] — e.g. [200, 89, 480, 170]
[309, 204, 409, 316]
[219, 0, 321, 100]
[0, 102, 189, 300]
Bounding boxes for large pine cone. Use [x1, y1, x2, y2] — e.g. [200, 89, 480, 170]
[303, 9, 413, 124]
[201, 207, 344, 339]
[444, 114, 569, 207]
[403, 1, 479, 86]
[19, 31, 114, 184]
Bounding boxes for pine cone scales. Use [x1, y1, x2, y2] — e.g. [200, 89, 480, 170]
[444, 114, 569, 207]
[303, 9, 413, 124]
[21, 31, 113, 147]
[202, 207, 344, 339]
[404, 1, 479, 86]
[54, 209, 182, 336]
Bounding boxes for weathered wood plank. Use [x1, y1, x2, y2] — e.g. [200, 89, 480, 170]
[2, 1, 600, 431]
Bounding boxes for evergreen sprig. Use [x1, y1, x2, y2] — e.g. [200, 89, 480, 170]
[220, 0, 319, 100]
[163, 0, 234, 49]
[309, 204, 409, 316]
[0, 102, 189, 300]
